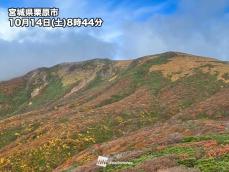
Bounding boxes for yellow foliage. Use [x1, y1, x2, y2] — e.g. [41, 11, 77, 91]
[0, 158, 4, 164]
[115, 116, 124, 124]
[14, 132, 20, 136]
[150, 55, 229, 82]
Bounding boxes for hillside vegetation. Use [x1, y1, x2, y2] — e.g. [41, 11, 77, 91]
[0, 52, 228, 172]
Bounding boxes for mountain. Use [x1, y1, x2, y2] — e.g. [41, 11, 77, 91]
[0, 52, 228, 172]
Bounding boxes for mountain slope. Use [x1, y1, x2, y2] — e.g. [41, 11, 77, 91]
[0, 52, 228, 172]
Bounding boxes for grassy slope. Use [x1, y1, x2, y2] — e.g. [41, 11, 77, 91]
[0, 52, 228, 172]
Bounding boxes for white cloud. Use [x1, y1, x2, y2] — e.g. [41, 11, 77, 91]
[118, 0, 229, 61]
[0, 8, 26, 41]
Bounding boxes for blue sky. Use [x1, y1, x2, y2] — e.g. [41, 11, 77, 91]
[0, 0, 229, 80]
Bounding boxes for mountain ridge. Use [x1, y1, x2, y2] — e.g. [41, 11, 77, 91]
[0, 51, 225, 83]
